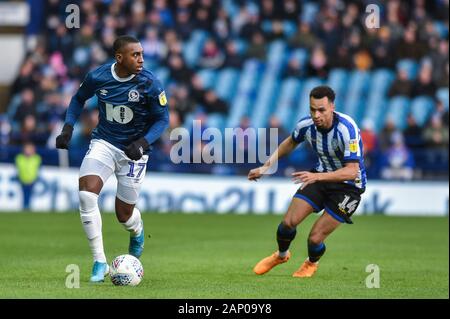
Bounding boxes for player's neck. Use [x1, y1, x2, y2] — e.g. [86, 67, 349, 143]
[114, 63, 133, 78]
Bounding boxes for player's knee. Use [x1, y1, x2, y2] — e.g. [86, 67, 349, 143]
[308, 232, 325, 246]
[79, 191, 98, 213]
[282, 217, 297, 229]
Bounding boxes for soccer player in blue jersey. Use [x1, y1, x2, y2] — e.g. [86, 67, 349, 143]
[55, 35, 169, 282]
[249, 86, 366, 278]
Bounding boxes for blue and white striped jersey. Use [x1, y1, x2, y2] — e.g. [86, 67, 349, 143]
[291, 112, 367, 189]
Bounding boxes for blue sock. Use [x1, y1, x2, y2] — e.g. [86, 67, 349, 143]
[308, 242, 326, 263]
[277, 222, 297, 254]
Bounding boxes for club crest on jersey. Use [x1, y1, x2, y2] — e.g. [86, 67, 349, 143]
[331, 138, 339, 150]
[128, 89, 140, 102]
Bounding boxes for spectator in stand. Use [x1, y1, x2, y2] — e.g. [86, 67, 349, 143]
[411, 62, 437, 97]
[372, 26, 396, 69]
[288, 22, 317, 51]
[282, 55, 305, 79]
[388, 69, 413, 97]
[246, 31, 267, 61]
[395, 24, 427, 60]
[202, 90, 229, 114]
[197, 38, 225, 69]
[167, 54, 194, 86]
[403, 114, 424, 149]
[10, 114, 48, 146]
[423, 115, 449, 149]
[307, 45, 329, 79]
[221, 40, 244, 69]
[378, 118, 398, 151]
[381, 131, 415, 180]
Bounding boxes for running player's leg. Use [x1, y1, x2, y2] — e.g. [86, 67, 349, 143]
[79, 140, 114, 281]
[292, 211, 340, 277]
[115, 154, 148, 258]
[253, 183, 323, 275]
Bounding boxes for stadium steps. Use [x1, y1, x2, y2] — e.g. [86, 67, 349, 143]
[183, 30, 208, 68]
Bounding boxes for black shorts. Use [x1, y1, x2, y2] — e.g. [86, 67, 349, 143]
[294, 182, 365, 224]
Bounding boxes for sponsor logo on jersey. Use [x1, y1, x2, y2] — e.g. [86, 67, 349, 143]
[158, 91, 167, 106]
[349, 139, 358, 153]
[128, 89, 140, 102]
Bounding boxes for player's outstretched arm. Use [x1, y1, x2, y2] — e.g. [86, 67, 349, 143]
[248, 136, 299, 181]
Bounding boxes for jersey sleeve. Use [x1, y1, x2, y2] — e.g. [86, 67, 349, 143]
[144, 78, 169, 144]
[291, 118, 311, 143]
[65, 72, 96, 126]
[341, 123, 362, 162]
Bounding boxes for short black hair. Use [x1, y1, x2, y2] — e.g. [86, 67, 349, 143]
[310, 85, 335, 102]
[113, 35, 140, 54]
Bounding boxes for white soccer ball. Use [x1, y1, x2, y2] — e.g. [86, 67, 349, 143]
[110, 254, 144, 286]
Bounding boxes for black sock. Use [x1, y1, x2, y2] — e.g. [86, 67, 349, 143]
[308, 242, 326, 263]
[276, 222, 297, 253]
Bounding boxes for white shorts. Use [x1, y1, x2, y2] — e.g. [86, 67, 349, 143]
[79, 139, 149, 205]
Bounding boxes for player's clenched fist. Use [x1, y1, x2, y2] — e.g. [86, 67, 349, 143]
[125, 137, 150, 161]
[55, 124, 73, 149]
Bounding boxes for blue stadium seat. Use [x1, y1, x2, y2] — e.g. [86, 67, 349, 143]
[273, 78, 302, 130]
[226, 60, 262, 128]
[290, 48, 309, 72]
[436, 87, 449, 110]
[343, 71, 370, 122]
[267, 40, 287, 74]
[183, 30, 208, 68]
[206, 113, 226, 131]
[155, 67, 169, 86]
[197, 69, 217, 90]
[396, 59, 419, 80]
[301, 2, 319, 25]
[283, 21, 297, 38]
[386, 96, 411, 130]
[327, 68, 349, 111]
[293, 77, 322, 128]
[214, 68, 240, 103]
[363, 69, 395, 131]
[434, 21, 449, 38]
[410, 96, 435, 126]
[250, 72, 278, 128]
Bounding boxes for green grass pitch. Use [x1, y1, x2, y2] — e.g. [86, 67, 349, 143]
[0, 212, 447, 298]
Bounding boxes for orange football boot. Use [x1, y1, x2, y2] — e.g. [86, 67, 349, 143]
[292, 259, 319, 278]
[253, 251, 291, 275]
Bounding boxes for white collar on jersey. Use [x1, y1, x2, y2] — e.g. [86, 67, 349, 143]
[111, 62, 136, 82]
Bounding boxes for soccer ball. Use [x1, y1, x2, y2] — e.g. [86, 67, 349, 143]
[110, 254, 144, 286]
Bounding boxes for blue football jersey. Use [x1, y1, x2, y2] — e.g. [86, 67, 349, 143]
[65, 62, 169, 151]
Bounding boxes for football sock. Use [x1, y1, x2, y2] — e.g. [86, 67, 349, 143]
[79, 191, 106, 263]
[121, 207, 143, 237]
[277, 222, 297, 257]
[308, 242, 326, 263]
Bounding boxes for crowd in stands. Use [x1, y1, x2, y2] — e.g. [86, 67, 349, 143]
[0, 0, 448, 180]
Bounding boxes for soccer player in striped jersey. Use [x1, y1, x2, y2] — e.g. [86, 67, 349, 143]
[248, 85, 366, 278]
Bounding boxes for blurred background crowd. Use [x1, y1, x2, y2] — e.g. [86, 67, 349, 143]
[0, 0, 448, 180]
